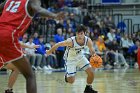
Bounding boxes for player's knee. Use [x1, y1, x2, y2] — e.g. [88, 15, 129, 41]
[67, 77, 75, 84]
[68, 79, 75, 84]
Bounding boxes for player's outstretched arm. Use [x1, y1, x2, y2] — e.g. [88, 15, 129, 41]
[0, 1, 6, 13]
[29, 0, 65, 19]
[87, 38, 96, 56]
[46, 38, 72, 55]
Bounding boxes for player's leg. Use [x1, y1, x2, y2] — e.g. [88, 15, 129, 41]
[64, 61, 76, 84]
[84, 67, 98, 93]
[85, 67, 94, 86]
[5, 63, 19, 93]
[79, 57, 97, 93]
[12, 56, 37, 93]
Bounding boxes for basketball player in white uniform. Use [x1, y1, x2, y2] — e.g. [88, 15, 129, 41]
[46, 25, 98, 93]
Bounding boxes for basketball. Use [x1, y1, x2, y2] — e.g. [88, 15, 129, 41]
[90, 55, 103, 68]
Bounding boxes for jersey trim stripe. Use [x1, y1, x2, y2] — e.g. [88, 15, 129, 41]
[70, 37, 74, 48]
[64, 47, 70, 62]
[86, 37, 88, 45]
[67, 72, 76, 75]
[0, 57, 4, 69]
[18, 19, 32, 37]
[81, 63, 90, 69]
[17, 15, 28, 29]
[5, 55, 24, 64]
[11, 15, 28, 59]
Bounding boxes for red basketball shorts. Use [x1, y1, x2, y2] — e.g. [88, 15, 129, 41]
[0, 32, 24, 69]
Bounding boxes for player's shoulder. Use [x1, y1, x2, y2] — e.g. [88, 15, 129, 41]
[86, 36, 93, 44]
[66, 37, 74, 42]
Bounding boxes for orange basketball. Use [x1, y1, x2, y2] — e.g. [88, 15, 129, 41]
[90, 55, 103, 68]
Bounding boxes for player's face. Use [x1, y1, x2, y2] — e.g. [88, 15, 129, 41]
[76, 31, 85, 40]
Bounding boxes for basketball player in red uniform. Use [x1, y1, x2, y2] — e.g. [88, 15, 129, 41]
[0, 0, 64, 93]
[5, 43, 39, 93]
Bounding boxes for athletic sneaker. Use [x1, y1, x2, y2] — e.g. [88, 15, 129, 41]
[84, 85, 98, 93]
[5, 89, 13, 93]
[37, 66, 42, 70]
[43, 66, 49, 71]
[32, 66, 37, 71]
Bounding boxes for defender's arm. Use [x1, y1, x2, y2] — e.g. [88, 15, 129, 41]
[29, 0, 64, 19]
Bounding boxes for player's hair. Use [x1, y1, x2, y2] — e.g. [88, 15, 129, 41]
[76, 24, 87, 33]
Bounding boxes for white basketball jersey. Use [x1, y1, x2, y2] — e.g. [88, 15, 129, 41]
[64, 36, 88, 61]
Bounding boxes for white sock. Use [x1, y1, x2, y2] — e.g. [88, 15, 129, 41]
[86, 84, 92, 86]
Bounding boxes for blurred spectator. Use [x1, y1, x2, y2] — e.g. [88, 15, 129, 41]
[99, 20, 108, 36]
[105, 16, 115, 29]
[93, 38, 104, 55]
[117, 21, 126, 34]
[106, 39, 129, 68]
[107, 28, 116, 42]
[36, 35, 52, 70]
[127, 39, 140, 63]
[128, 35, 134, 47]
[46, 40, 58, 68]
[54, 28, 65, 69]
[115, 29, 121, 44]
[25, 36, 37, 70]
[96, 36, 106, 53]
[121, 34, 129, 58]
[33, 32, 40, 44]
[69, 13, 77, 31]
[83, 13, 91, 26]
[55, 19, 64, 32]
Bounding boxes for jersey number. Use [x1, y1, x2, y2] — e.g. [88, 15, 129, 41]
[6, 1, 21, 13]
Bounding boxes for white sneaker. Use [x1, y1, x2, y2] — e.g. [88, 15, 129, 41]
[106, 64, 112, 69]
[43, 66, 49, 71]
[124, 64, 129, 68]
[32, 66, 37, 71]
[134, 63, 139, 69]
[48, 65, 53, 70]
[37, 66, 42, 70]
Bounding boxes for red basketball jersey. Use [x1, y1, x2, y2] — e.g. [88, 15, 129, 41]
[0, 0, 32, 69]
[0, 0, 32, 37]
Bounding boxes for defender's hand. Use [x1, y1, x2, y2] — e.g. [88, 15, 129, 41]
[55, 12, 65, 20]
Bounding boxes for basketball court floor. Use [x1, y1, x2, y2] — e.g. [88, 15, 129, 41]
[0, 68, 140, 93]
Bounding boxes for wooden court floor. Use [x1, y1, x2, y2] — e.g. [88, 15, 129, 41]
[0, 68, 140, 93]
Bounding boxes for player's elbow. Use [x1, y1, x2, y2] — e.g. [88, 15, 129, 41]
[30, 2, 42, 14]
